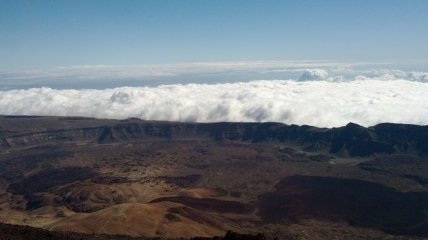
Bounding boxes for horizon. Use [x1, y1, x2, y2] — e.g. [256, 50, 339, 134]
[1, 0, 428, 71]
[0, 0, 427, 127]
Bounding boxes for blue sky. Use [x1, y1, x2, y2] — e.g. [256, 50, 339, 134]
[0, 1, 427, 126]
[1, 0, 428, 71]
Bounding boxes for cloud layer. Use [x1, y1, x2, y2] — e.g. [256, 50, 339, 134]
[0, 78, 427, 127]
[1, 61, 427, 90]
[0, 60, 381, 89]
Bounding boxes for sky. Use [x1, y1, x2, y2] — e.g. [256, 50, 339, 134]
[1, 0, 428, 71]
[0, 0, 427, 127]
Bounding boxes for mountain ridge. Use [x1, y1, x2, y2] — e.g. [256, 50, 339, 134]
[1, 115, 427, 157]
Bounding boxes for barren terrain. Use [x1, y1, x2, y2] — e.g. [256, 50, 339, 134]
[0, 115, 427, 239]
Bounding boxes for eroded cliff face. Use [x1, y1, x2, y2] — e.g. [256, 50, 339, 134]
[1, 116, 427, 157]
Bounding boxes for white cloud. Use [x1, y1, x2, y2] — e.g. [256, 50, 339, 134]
[0, 79, 427, 127]
[298, 69, 329, 81]
[0, 61, 357, 88]
[2, 61, 427, 90]
[1, 60, 347, 80]
[365, 69, 428, 82]
[1, 61, 427, 127]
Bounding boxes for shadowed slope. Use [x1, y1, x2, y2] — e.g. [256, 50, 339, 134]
[257, 175, 428, 236]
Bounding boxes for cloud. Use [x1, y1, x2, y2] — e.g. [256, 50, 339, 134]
[298, 69, 329, 81]
[1, 61, 347, 80]
[2, 61, 427, 90]
[0, 79, 427, 127]
[0, 61, 357, 89]
[356, 69, 428, 82]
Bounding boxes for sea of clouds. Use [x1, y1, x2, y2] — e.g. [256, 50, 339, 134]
[0, 61, 427, 127]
